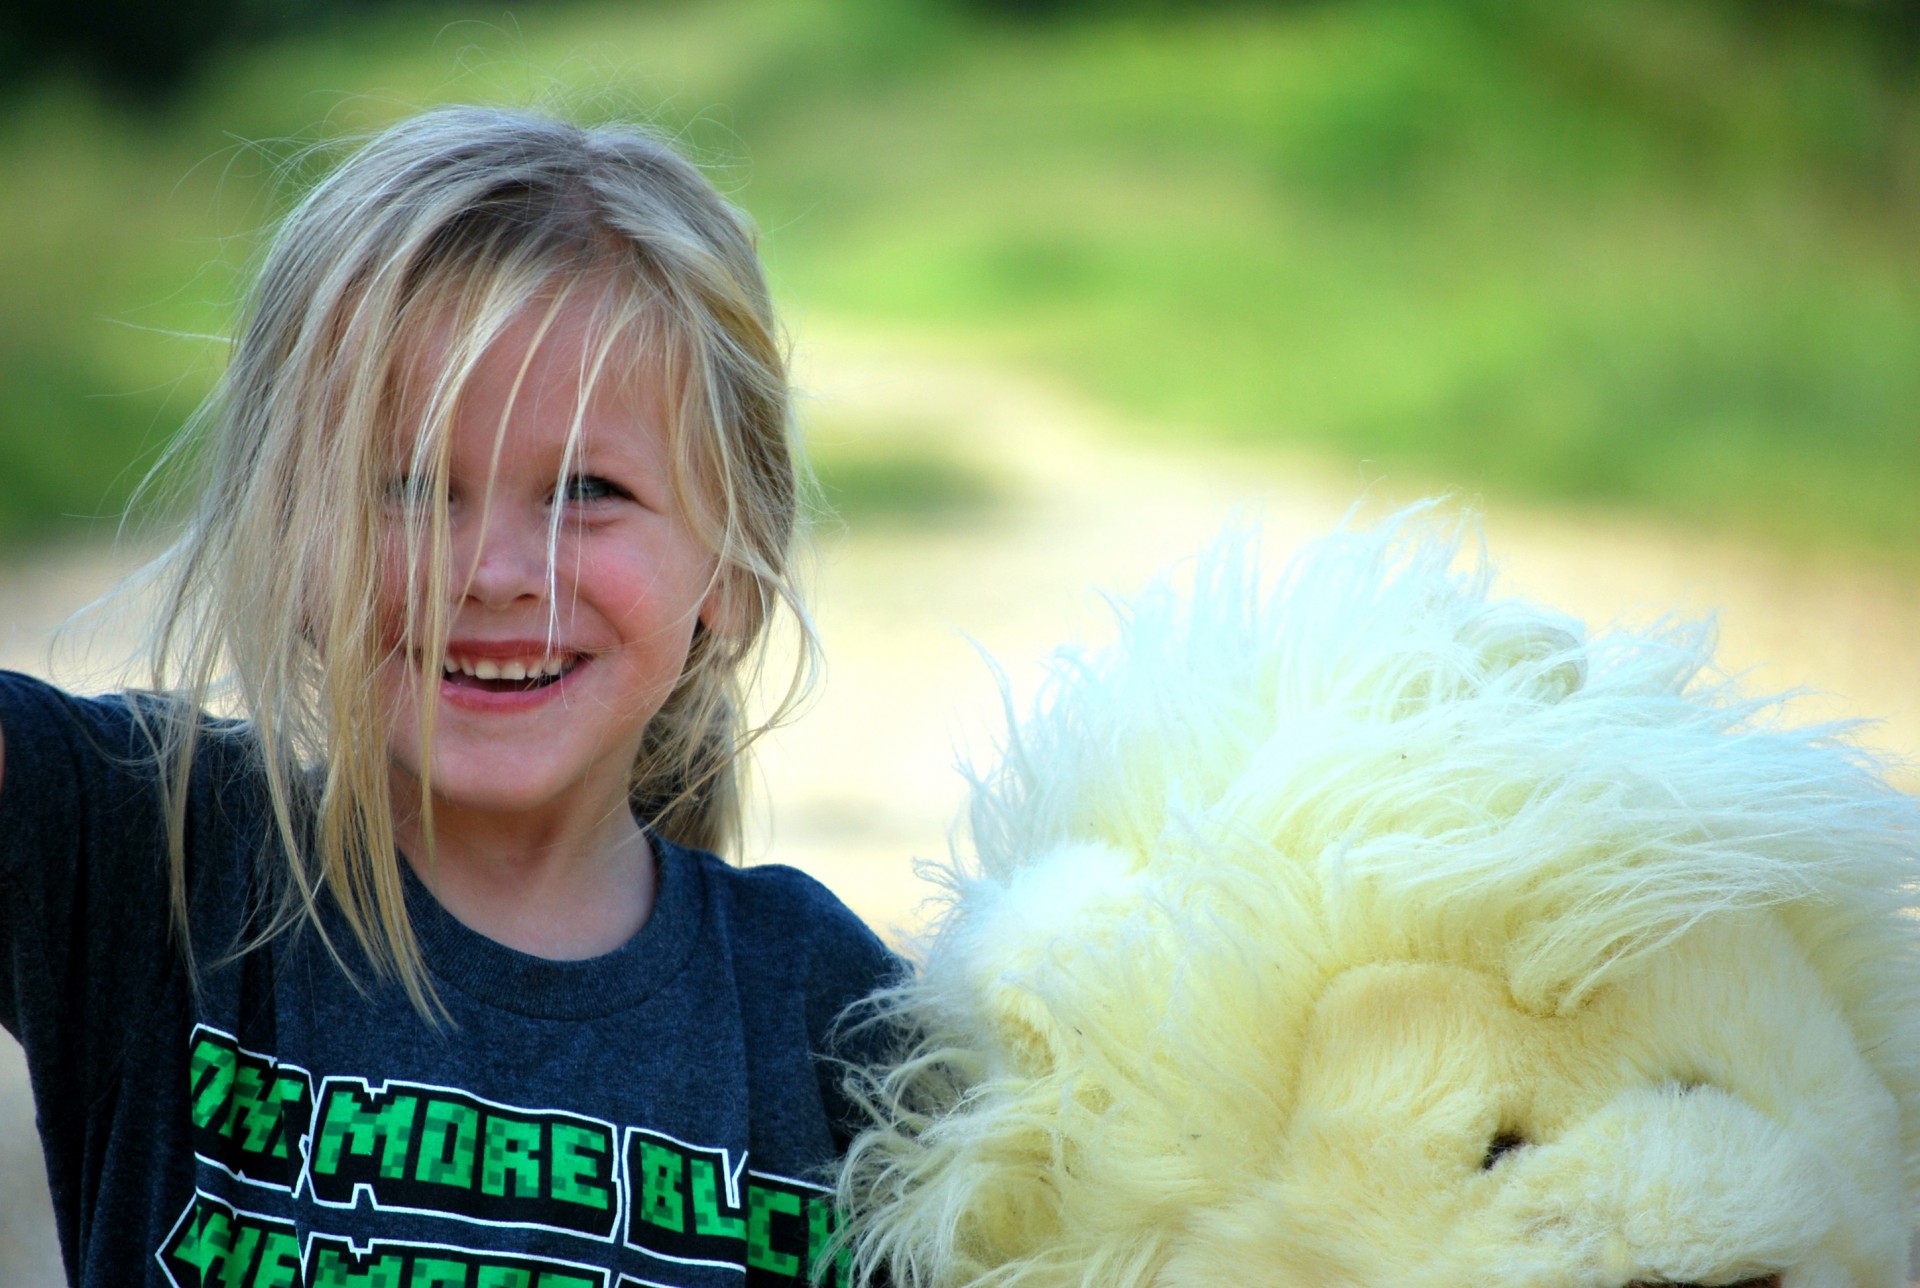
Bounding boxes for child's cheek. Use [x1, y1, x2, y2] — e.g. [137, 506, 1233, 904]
[373, 517, 429, 651]
[363, 534, 434, 739]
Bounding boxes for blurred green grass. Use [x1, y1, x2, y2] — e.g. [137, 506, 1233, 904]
[1, 0, 1915, 558]
[810, 430, 1005, 529]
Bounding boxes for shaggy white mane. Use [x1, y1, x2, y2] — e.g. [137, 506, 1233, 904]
[841, 506, 1920, 1288]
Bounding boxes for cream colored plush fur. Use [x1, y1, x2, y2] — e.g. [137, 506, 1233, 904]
[840, 506, 1920, 1288]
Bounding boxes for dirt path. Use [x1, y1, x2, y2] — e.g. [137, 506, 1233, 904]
[2, 336, 1915, 1283]
[768, 335, 1920, 934]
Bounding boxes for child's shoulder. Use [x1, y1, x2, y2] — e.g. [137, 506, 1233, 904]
[0, 669, 258, 785]
[0, 671, 270, 895]
[0, 668, 245, 739]
[1, 668, 146, 739]
[671, 841, 884, 945]
[659, 839, 903, 1005]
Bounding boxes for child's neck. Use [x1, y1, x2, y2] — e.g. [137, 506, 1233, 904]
[392, 791, 657, 962]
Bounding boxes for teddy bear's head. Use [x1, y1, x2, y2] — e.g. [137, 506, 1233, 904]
[841, 510, 1920, 1288]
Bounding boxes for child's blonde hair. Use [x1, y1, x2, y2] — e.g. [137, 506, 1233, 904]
[141, 105, 810, 1014]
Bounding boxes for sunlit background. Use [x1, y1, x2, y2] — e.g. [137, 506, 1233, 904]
[2, 0, 1918, 1281]
[5, 0, 1920, 555]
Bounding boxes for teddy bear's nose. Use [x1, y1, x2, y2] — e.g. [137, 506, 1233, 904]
[1625, 1278, 1781, 1288]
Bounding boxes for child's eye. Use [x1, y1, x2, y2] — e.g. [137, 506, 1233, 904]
[559, 475, 626, 504]
[383, 474, 436, 507]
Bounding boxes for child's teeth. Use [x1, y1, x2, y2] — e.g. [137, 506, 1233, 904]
[438, 654, 572, 681]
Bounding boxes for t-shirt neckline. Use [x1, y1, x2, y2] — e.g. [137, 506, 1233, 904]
[397, 835, 704, 1020]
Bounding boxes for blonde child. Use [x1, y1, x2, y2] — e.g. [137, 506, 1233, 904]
[0, 106, 894, 1288]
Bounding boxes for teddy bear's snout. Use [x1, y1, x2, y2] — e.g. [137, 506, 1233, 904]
[1480, 1080, 1870, 1287]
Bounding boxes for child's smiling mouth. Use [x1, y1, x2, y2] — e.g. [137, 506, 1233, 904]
[436, 649, 584, 695]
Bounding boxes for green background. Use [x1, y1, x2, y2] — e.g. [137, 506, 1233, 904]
[1, 0, 1915, 561]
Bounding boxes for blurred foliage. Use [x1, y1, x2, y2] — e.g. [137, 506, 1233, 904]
[966, 0, 1920, 55]
[0, 0, 1916, 559]
[810, 430, 1005, 527]
[1, 0, 239, 102]
[0, 0, 484, 104]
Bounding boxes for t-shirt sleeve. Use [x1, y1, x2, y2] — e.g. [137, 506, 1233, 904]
[0, 672, 187, 1101]
[798, 888, 912, 1153]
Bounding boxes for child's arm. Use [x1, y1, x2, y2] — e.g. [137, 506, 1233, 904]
[0, 675, 183, 1049]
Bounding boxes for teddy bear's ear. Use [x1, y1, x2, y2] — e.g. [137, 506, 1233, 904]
[937, 841, 1147, 1080]
[1457, 600, 1586, 704]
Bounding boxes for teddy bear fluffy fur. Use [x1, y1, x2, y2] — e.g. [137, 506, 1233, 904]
[838, 507, 1920, 1288]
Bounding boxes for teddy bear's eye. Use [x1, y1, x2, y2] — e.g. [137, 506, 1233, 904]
[1480, 1131, 1527, 1170]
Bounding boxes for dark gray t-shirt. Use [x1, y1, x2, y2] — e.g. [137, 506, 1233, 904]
[0, 672, 899, 1288]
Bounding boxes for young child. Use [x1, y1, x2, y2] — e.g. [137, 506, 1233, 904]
[0, 106, 896, 1288]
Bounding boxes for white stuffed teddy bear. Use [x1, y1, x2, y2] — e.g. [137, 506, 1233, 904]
[839, 507, 1920, 1288]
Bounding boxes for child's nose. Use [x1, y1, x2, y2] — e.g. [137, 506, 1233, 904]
[459, 510, 550, 606]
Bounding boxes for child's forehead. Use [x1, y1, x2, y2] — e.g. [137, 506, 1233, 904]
[401, 278, 661, 384]
[387, 280, 679, 435]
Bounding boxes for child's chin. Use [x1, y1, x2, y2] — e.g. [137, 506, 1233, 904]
[427, 766, 577, 814]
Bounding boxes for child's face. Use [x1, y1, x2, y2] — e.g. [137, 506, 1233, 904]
[379, 292, 719, 831]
